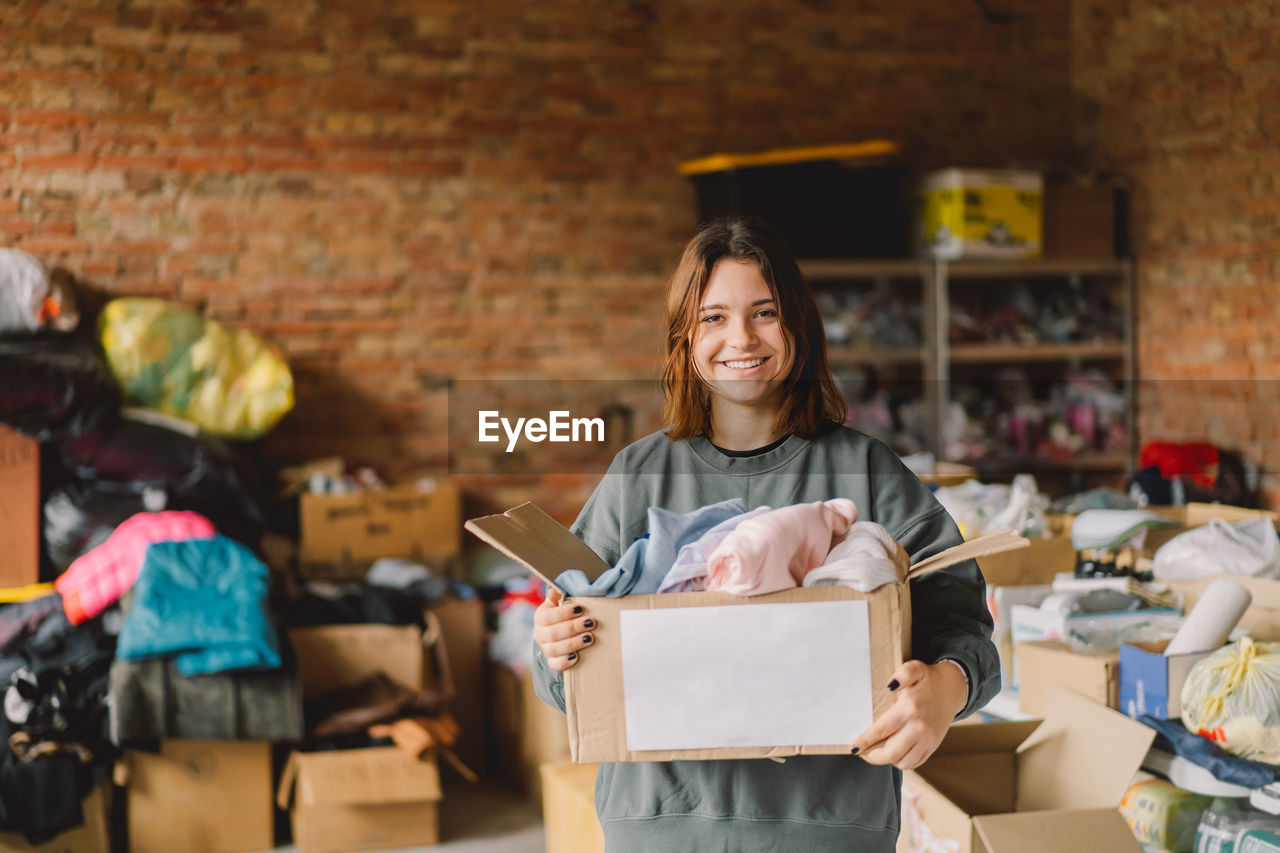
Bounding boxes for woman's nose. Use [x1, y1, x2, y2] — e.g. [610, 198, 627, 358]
[727, 316, 756, 347]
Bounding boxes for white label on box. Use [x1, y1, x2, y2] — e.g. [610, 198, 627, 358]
[619, 601, 873, 750]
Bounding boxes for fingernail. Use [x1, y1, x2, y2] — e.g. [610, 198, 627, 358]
[850, 746, 860, 756]
[583, 619, 595, 629]
[887, 680, 900, 691]
[572, 606, 583, 615]
[582, 634, 593, 644]
[567, 652, 577, 661]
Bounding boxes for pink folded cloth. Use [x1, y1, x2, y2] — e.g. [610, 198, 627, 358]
[55, 511, 217, 624]
[705, 499, 859, 596]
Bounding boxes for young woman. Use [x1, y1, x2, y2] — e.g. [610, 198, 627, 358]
[532, 216, 998, 852]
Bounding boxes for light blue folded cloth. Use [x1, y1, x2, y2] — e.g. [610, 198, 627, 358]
[556, 499, 748, 597]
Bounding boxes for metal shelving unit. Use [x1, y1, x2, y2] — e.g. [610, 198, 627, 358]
[802, 257, 1136, 481]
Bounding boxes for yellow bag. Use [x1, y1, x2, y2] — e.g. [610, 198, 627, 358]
[98, 298, 294, 439]
[1181, 637, 1280, 762]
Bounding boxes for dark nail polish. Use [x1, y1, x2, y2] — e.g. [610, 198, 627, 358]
[887, 680, 900, 691]
[572, 606, 583, 615]
[583, 619, 595, 629]
[582, 634, 593, 644]
[850, 746, 860, 756]
[567, 652, 577, 661]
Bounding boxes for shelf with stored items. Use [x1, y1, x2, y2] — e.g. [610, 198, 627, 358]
[802, 257, 1136, 492]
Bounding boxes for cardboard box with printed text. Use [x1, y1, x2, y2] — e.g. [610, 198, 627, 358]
[897, 686, 1154, 853]
[466, 502, 1028, 763]
[299, 479, 461, 578]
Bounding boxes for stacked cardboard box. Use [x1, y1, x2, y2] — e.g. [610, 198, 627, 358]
[124, 740, 274, 853]
[0, 424, 39, 588]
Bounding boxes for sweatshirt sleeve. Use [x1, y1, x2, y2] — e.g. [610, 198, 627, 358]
[530, 455, 629, 716]
[866, 443, 1000, 719]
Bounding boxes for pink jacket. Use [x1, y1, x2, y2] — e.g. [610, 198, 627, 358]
[56, 511, 217, 624]
[705, 499, 859, 596]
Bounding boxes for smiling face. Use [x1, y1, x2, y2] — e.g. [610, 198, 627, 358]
[691, 258, 795, 415]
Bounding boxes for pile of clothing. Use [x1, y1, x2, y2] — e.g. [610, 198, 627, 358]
[554, 498, 910, 599]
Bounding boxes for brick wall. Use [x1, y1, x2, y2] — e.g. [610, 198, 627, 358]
[2, 0, 1072, 517]
[1071, 0, 1280, 504]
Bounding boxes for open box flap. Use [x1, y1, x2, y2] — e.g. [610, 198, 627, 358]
[906, 529, 1029, 581]
[932, 719, 1043, 757]
[465, 502, 610, 591]
[1015, 685, 1155, 812]
[973, 808, 1140, 853]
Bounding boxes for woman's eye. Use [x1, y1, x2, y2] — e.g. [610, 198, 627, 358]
[700, 314, 722, 323]
[756, 309, 777, 319]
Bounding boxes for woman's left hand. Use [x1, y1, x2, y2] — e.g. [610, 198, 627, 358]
[848, 660, 968, 770]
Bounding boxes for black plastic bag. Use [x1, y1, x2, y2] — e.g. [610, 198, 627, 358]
[40, 420, 267, 573]
[0, 331, 120, 442]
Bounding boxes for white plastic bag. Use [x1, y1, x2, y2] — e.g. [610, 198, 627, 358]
[1181, 637, 1280, 762]
[1153, 518, 1280, 581]
[0, 249, 49, 332]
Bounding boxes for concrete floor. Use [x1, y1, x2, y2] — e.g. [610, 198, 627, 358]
[272, 777, 546, 853]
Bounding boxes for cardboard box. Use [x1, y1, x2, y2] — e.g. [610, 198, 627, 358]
[492, 665, 571, 799]
[426, 596, 487, 771]
[288, 623, 427, 700]
[0, 424, 39, 588]
[1119, 639, 1214, 720]
[277, 746, 442, 853]
[541, 762, 604, 853]
[124, 740, 273, 853]
[918, 168, 1043, 260]
[1164, 574, 1280, 641]
[0, 780, 110, 853]
[977, 536, 1075, 588]
[1014, 640, 1119, 716]
[1158, 502, 1279, 527]
[299, 479, 461, 577]
[898, 686, 1154, 853]
[1043, 181, 1120, 259]
[467, 502, 1027, 763]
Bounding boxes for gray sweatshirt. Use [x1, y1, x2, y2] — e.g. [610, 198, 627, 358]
[532, 425, 999, 852]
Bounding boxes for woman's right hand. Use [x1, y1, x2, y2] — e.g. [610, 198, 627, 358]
[533, 585, 597, 671]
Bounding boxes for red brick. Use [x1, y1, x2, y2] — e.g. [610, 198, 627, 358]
[21, 153, 96, 170]
[13, 108, 93, 128]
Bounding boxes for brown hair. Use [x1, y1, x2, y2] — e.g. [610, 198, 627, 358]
[661, 216, 846, 440]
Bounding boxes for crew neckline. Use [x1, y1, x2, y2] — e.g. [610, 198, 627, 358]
[687, 433, 811, 474]
[710, 434, 790, 458]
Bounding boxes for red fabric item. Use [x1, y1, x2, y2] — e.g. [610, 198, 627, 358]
[499, 576, 546, 611]
[55, 510, 216, 624]
[1139, 441, 1219, 489]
